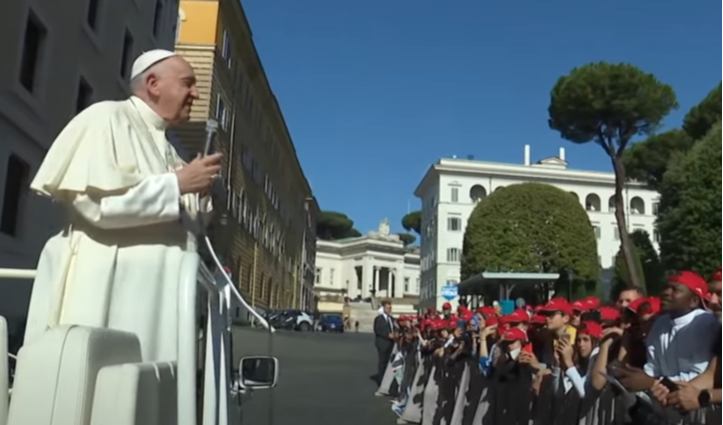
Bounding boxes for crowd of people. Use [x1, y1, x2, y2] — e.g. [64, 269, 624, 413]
[372, 268, 722, 425]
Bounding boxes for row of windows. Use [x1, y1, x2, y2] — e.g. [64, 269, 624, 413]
[216, 28, 299, 232]
[591, 223, 659, 243]
[445, 185, 657, 215]
[226, 185, 296, 274]
[19, 2, 170, 115]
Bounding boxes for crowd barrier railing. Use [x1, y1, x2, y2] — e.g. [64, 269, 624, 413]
[379, 350, 721, 425]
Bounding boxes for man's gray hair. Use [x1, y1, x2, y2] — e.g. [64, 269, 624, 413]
[129, 72, 146, 93]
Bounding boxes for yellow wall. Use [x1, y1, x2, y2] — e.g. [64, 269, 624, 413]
[178, 1, 220, 45]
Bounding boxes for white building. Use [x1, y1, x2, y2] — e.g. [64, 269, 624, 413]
[0, 1, 180, 321]
[314, 219, 421, 302]
[414, 145, 660, 310]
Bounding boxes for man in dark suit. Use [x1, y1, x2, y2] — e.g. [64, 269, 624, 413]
[373, 300, 396, 387]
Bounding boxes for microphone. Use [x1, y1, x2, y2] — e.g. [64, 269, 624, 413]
[203, 119, 219, 156]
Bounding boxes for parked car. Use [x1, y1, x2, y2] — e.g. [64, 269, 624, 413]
[319, 314, 344, 333]
[269, 309, 313, 331]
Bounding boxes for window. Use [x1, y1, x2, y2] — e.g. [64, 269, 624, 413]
[19, 10, 47, 93]
[446, 248, 460, 262]
[329, 269, 335, 286]
[613, 226, 619, 241]
[86, 0, 100, 30]
[450, 187, 459, 203]
[221, 29, 232, 68]
[120, 29, 134, 79]
[1, 155, 30, 237]
[447, 217, 461, 231]
[404, 277, 410, 293]
[215, 94, 229, 130]
[75, 77, 93, 113]
[153, 0, 164, 38]
[653, 202, 660, 216]
[592, 225, 600, 239]
[315, 268, 321, 284]
[415, 278, 420, 293]
[653, 230, 660, 243]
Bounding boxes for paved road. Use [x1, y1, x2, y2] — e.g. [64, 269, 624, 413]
[232, 328, 393, 425]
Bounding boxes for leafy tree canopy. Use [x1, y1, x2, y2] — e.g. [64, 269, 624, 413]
[316, 211, 362, 241]
[611, 246, 645, 300]
[396, 233, 416, 247]
[683, 83, 721, 141]
[623, 129, 693, 191]
[462, 183, 600, 297]
[401, 210, 422, 235]
[657, 122, 722, 276]
[656, 122, 722, 276]
[548, 62, 677, 156]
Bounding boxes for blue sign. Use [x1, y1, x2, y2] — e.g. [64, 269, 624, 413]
[440, 285, 458, 301]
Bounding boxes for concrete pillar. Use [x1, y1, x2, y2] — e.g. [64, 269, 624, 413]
[395, 266, 405, 297]
[374, 266, 381, 298]
[364, 258, 376, 298]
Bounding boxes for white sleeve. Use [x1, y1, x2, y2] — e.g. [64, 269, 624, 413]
[72, 173, 181, 229]
[564, 367, 586, 397]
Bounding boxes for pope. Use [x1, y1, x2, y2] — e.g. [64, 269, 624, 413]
[24, 50, 222, 362]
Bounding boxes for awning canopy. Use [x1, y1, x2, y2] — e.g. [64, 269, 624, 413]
[458, 272, 560, 296]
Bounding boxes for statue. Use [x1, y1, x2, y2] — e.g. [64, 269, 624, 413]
[378, 218, 390, 236]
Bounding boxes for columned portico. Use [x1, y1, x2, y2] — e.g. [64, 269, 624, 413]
[314, 219, 421, 304]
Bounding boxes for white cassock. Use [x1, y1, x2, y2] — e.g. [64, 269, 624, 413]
[25, 96, 211, 362]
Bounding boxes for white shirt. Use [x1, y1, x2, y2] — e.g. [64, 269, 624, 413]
[564, 346, 599, 397]
[644, 309, 720, 382]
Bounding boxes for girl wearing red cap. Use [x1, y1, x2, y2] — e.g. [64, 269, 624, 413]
[557, 321, 602, 397]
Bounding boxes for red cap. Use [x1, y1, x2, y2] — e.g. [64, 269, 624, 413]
[578, 321, 603, 339]
[628, 297, 661, 316]
[670, 271, 708, 299]
[442, 302, 452, 310]
[585, 296, 601, 309]
[462, 311, 474, 322]
[598, 306, 621, 322]
[504, 309, 530, 323]
[571, 299, 588, 312]
[485, 316, 499, 327]
[502, 327, 528, 342]
[478, 306, 497, 317]
[712, 267, 721, 282]
[531, 314, 546, 325]
[541, 297, 574, 317]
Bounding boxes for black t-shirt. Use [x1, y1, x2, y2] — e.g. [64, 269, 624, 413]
[712, 333, 721, 389]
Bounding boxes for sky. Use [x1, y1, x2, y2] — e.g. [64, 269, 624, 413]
[240, 0, 721, 235]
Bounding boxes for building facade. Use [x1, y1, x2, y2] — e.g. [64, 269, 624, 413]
[414, 145, 660, 310]
[314, 220, 421, 302]
[0, 0, 180, 319]
[175, 0, 317, 311]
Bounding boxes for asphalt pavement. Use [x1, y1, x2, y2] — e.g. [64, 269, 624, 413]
[232, 328, 394, 425]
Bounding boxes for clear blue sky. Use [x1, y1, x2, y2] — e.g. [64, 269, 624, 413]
[241, 0, 721, 235]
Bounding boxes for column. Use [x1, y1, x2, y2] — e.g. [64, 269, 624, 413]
[362, 257, 373, 298]
[395, 266, 405, 298]
[374, 267, 380, 295]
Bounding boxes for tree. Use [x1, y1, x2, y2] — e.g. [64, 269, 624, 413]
[315, 211, 362, 240]
[462, 183, 600, 298]
[683, 83, 721, 141]
[548, 62, 677, 289]
[401, 211, 421, 235]
[396, 233, 416, 247]
[657, 122, 722, 276]
[623, 129, 693, 191]
[611, 246, 645, 300]
[610, 230, 664, 298]
[630, 230, 665, 295]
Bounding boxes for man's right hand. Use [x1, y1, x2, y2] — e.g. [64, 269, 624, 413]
[176, 154, 223, 195]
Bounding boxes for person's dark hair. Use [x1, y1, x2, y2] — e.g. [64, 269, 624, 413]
[381, 300, 392, 307]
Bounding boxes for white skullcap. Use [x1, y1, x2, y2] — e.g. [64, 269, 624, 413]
[130, 49, 177, 80]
